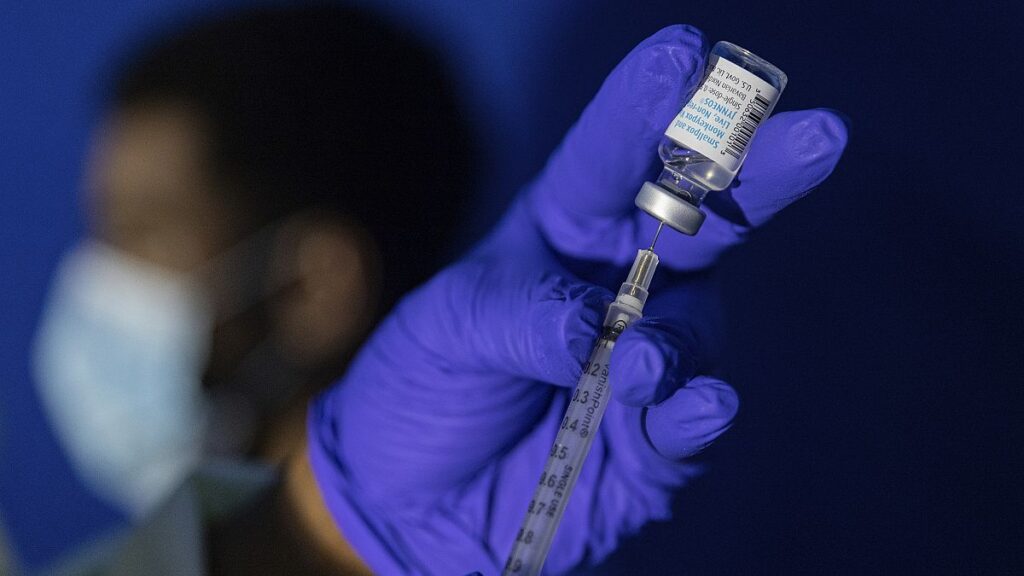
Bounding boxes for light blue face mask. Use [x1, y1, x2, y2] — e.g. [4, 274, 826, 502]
[33, 241, 212, 519]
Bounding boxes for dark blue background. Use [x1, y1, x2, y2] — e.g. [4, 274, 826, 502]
[2, 0, 1021, 573]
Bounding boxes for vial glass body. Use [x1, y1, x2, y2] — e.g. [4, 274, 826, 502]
[657, 41, 788, 205]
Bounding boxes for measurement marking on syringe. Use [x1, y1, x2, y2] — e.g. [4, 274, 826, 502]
[503, 249, 660, 576]
[502, 343, 616, 574]
[576, 362, 608, 439]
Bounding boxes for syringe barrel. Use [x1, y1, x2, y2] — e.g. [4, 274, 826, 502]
[503, 248, 662, 575]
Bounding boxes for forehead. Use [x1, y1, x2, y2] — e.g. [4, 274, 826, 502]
[86, 102, 238, 271]
[90, 102, 210, 195]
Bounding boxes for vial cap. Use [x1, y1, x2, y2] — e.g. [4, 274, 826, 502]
[635, 181, 706, 235]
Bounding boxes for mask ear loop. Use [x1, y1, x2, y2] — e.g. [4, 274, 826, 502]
[195, 220, 297, 324]
[204, 332, 308, 456]
[197, 219, 314, 456]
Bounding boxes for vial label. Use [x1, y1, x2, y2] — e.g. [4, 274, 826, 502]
[664, 57, 779, 172]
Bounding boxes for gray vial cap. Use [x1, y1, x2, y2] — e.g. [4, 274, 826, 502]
[635, 181, 706, 235]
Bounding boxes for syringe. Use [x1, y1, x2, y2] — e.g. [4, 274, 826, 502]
[502, 224, 664, 576]
[502, 37, 787, 574]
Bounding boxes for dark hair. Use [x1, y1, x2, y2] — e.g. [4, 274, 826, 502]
[111, 4, 472, 310]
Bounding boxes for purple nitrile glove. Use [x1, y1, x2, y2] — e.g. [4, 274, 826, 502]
[308, 24, 847, 575]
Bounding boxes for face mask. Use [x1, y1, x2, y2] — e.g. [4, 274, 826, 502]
[33, 241, 212, 519]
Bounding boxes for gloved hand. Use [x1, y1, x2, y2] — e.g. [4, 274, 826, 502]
[308, 25, 847, 575]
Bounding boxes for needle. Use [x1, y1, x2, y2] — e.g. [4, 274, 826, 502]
[647, 220, 663, 250]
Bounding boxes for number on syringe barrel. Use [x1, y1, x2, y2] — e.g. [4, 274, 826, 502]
[515, 528, 535, 544]
[571, 388, 589, 404]
[579, 361, 607, 384]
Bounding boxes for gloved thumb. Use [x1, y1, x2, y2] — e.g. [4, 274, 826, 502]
[398, 259, 613, 386]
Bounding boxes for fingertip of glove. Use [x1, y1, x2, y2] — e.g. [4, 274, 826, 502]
[822, 107, 852, 133]
[726, 108, 850, 228]
[556, 283, 612, 367]
[691, 376, 740, 421]
[645, 376, 739, 459]
[784, 108, 849, 166]
[610, 323, 694, 407]
[615, 25, 708, 134]
[640, 24, 708, 53]
[612, 336, 668, 406]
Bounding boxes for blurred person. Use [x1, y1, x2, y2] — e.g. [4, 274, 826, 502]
[31, 4, 471, 522]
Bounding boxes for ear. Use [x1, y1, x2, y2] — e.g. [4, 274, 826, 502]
[269, 214, 379, 368]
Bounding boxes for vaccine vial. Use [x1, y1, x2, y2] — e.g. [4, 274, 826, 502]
[635, 41, 787, 234]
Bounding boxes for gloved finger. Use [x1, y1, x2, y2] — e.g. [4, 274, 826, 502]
[408, 260, 612, 386]
[526, 25, 707, 253]
[646, 108, 849, 270]
[607, 273, 722, 407]
[643, 375, 738, 459]
[608, 316, 700, 407]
